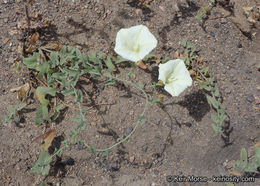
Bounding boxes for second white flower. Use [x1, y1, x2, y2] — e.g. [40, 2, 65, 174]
[158, 59, 192, 97]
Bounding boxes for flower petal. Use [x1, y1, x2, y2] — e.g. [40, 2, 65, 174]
[114, 25, 157, 62]
[164, 79, 192, 96]
[158, 59, 192, 96]
[158, 59, 179, 83]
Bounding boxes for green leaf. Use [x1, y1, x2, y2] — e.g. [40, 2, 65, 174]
[134, 82, 144, 90]
[88, 52, 101, 65]
[211, 114, 219, 124]
[36, 86, 57, 106]
[211, 123, 222, 135]
[233, 160, 240, 170]
[36, 105, 50, 125]
[210, 0, 216, 4]
[90, 146, 96, 153]
[206, 95, 220, 109]
[97, 52, 106, 59]
[103, 80, 115, 86]
[198, 80, 211, 91]
[52, 104, 64, 120]
[38, 182, 47, 186]
[244, 158, 259, 173]
[71, 72, 80, 87]
[78, 111, 86, 130]
[182, 40, 188, 47]
[199, 67, 209, 75]
[23, 52, 40, 69]
[76, 89, 83, 103]
[17, 103, 27, 111]
[105, 56, 115, 71]
[239, 148, 248, 169]
[49, 52, 59, 68]
[61, 88, 75, 96]
[102, 150, 110, 157]
[137, 115, 146, 125]
[219, 112, 227, 123]
[31, 150, 52, 176]
[255, 147, 260, 163]
[52, 72, 67, 81]
[115, 56, 129, 64]
[72, 129, 78, 143]
[162, 57, 170, 64]
[36, 62, 50, 78]
[214, 85, 220, 97]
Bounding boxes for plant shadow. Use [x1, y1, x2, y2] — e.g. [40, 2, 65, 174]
[177, 90, 210, 122]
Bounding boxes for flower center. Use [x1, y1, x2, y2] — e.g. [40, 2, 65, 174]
[165, 73, 177, 84]
[131, 43, 141, 53]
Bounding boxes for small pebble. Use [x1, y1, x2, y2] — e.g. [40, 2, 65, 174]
[220, 18, 227, 24]
[107, 163, 120, 171]
[237, 43, 242, 48]
[245, 69, 252, 74]
[129, 156, 135, 163]
[141, 145, 148, 152]
[247, 96, 254, 103]
[154, 169, 159, 175]
[210, 31, 215, 38]
[154, 118, 161, 125]
[140, 170, 145, 174]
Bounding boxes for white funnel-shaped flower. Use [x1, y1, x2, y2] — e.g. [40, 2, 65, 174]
[158, 59, 192, 96]
[114, 25, 157, 62]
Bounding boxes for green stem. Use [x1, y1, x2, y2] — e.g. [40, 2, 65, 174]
[81, 74, 149, 152]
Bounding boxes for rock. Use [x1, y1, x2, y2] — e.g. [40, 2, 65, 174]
[210, 31, 215, 38]
[220, 18, 227, 24]
[141, 145, 148, 152]
[237, 42, 243, 48]
[245, 69, 252, 74]
[129, 156, 135, 163]
[107, 163, 120, 171]
[247, 96, 254, 103]
[154, 169, 159, 175]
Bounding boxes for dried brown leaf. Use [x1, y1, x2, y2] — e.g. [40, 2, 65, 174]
[228, 170, 242, 177]
[10, 83, 30, 101]
[33, 129, 56, 151]
[136, 60, 148, 69]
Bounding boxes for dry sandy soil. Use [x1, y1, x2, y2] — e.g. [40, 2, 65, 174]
[0, 0, 260, 185]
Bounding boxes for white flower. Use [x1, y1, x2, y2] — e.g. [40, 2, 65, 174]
[158, 59, 192, 97]
[114, 25, 157, 62]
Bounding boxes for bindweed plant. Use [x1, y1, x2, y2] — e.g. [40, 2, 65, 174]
[3, 103, 27, 125]
[6, 24, 230, 178]
[233, 147, 260, 175]
[181, 40, 228, 136]
[18, 44, 150, 176]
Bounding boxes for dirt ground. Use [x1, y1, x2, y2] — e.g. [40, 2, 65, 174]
[0, 0, 260, 186]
